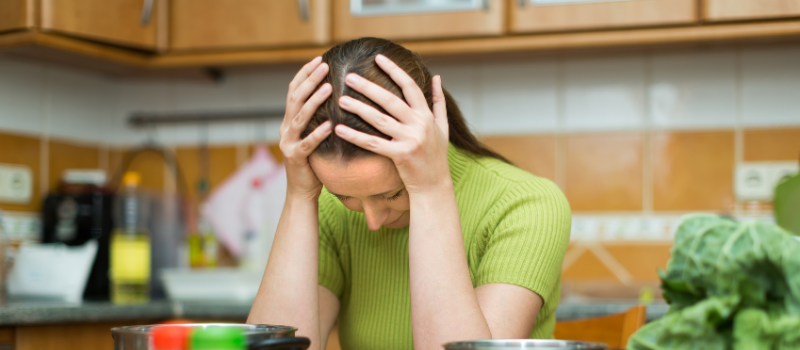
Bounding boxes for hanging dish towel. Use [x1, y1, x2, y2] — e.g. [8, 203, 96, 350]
[203, 146, 286, 270]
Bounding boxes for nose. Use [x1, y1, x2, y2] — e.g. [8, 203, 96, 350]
[362, 202, 389, 231]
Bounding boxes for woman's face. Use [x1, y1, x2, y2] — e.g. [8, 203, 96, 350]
[309, 154, 410, 231]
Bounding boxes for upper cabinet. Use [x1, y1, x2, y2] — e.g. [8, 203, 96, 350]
[40, 0, 167, 51]
[0, 0, 35, 33]
[704, 0, 800, 21]
[170, 0, 330, 51]
[333, 0, 505, 42]
[509, 0, 697, 33]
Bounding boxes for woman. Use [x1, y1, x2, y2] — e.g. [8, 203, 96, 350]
[247, 37, 571, 350]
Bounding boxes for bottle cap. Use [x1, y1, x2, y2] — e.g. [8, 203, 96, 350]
[152, 325, 191, 350]
[190, 326, 246, 350]
[123, 172, 141, 187]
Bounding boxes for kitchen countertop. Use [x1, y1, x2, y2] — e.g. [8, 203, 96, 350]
[0, 299, 669, 326]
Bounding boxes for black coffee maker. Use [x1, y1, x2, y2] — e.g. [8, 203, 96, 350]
[41, 174, 114, 301]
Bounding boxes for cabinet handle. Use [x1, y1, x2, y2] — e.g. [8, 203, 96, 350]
[298, 0, 310, 22]
[140, 0, 154, 26]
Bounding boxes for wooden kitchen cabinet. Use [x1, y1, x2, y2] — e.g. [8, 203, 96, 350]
[40, 0, 167, 51]
[0, 0, 35, 33]
[170, 0, 330, 51]
[333, 0, 505, 42]
[509, 0, 697, 33]
[704, 0, 800, 21]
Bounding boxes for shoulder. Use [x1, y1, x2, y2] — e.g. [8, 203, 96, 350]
[470, 156, 569, 209]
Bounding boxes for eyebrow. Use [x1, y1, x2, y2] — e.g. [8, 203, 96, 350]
[329, 186, 403, 198]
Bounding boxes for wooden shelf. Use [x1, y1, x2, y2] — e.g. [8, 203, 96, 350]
[2, 19, 800, 76]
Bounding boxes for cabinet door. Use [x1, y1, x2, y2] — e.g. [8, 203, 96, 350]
[509, 0, 697, 33]
[705, 0, 800, 21]
[40, 0, 165, 51]
[170, 0, 330, 51]
[0, 0, 34, 33]
[333, 0, 505, 42]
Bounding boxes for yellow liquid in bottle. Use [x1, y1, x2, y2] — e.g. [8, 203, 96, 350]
[110, 230, 151, 304]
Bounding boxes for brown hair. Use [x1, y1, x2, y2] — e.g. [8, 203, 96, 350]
[302, 37, 508, 163]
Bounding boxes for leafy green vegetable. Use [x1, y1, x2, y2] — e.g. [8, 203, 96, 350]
[627, 214, 800, 350]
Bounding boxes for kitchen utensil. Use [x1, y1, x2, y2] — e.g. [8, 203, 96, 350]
[444, 339, 607, 350]
[111, 323, 305, 350]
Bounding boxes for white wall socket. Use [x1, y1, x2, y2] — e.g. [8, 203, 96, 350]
[0, 163, 33, 204]
[735, 162, 800, 201]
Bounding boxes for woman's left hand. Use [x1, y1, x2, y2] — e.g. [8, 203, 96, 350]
[333, 54, 451, 195]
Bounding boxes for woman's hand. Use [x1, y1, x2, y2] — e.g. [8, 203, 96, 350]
[280, 56, 333, 200]
[333, 54, 450, 195]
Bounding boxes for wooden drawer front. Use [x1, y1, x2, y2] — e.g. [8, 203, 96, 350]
[170, 0, 330, 51]
[333, 0, 505, 42]
[0, 0, 35, 33]
[40, 0, 164, 51]
[509, 0, 698, 33]
[704, 0, 800, 21]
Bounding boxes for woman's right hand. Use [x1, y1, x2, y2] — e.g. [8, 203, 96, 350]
[279, 56, 333, 200]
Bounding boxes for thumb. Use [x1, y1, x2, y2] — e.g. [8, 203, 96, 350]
[432, 75, 449, 140]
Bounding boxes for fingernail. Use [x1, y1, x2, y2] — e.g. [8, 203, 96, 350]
[346, 74, 359, 85]
[312, 56, 322, 64]
[335, 125, 348, 136]
[315, 64, 327, 76]
[376, 55, 388, 64]
[339, 96, 351, 107]
[320, 122, 331, 132]
[319, 84, 331, 94]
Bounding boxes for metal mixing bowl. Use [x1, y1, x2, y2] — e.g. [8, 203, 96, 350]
[111, 323, 297, 350]
[444, 339, 608, 350]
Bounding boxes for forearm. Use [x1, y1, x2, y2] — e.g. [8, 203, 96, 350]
[248, 194, 321, 347]
[408, 181, 492, 350]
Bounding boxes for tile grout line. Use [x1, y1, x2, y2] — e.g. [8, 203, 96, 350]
[39, 65, 51, 200]
[642, 51, 654, 215]
[733, 46, 745, 217]
[554, 57, 567, 191]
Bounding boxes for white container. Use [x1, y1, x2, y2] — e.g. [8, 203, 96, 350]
[160, 268, 263, 302]
[7, 240, 97, 302]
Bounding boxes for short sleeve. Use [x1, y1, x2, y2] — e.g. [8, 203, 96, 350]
[318, 192, 347, 298]
[475, 178, 571, 305]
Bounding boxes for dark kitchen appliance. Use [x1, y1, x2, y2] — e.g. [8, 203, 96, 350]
[42, 182, 115, 300]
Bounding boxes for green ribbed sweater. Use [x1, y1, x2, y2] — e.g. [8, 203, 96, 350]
[318, 144, 571, 350]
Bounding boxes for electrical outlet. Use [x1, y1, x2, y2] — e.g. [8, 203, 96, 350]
[0, 164, 33, 204]
[735, 162, 799, 201]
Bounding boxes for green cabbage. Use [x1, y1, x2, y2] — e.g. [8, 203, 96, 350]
[627, 214, 800, 350]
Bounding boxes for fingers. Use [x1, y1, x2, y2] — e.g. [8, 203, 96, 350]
[297, 121, 332, 157]
[431, 75, 449, 139]
[339, 95, 402, 137]
[288, 83, 332, 139]
[289, 62, 329, 108]
[288, 56, 322, 92]
[343, 73, 412, 123]
[374, 54, 429, 112]
[334, 124, 392, 157]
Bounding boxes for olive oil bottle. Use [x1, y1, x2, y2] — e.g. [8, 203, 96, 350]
[110, 172, 151, 304]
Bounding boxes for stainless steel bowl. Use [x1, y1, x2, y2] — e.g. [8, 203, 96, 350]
[111, 323, 297, 350]
[444, 340, 608, 350]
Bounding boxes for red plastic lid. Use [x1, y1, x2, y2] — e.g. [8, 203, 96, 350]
[152, 325, 191, 350]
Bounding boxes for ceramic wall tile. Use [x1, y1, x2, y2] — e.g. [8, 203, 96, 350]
[45, 65, 114, 143]
[565, 132, 643, 211]
[564, 55, 646, 132]
[653, 130, 735, 211]
[603, 243, 672, 282]
[426, 63, 479, 132]
[175, 145, 239, 200]
[742, 46, 800, 127]
[561, 249, 622, 282]
[744, 127, 800, 161]
[111, 81, 172, 146]
[47, 139, 101, 191]
[649, 49, 738, 129]
[241, 67, 297, 110]
[480, 134, 556, 181]
[477, 60, 558, 135]
[0, 56, 44, 135]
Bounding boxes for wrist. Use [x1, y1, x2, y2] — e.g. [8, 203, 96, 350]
[286, 188, 322, 203]
[407, 178, 454, 202]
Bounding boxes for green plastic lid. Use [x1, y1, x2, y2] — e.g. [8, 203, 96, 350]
[190, 326, 246, 350]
